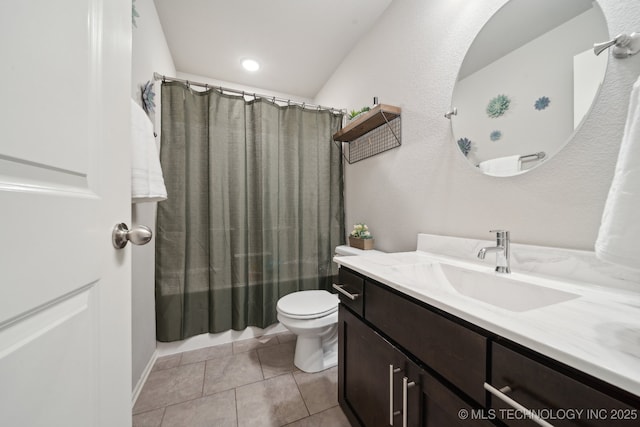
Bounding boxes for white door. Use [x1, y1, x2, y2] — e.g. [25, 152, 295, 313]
[0, 1, 132, 426]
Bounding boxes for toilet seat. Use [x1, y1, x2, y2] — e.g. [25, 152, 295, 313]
[276, 290, 338, 320]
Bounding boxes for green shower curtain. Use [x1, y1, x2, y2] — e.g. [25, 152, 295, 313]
[155, 82, 345, 342]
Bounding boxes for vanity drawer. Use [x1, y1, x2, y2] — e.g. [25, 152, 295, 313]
[365, 280, 487, 405]
[489, 342, 639, 426]
[334, 268, 364, 316]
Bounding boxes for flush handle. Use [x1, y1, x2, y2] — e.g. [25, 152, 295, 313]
[112, 223, 152, 249]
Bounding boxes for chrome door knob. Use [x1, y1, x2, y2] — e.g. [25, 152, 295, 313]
[112, 223, 152, 249]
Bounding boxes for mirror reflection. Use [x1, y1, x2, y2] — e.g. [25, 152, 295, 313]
[451, 0, 608, 176]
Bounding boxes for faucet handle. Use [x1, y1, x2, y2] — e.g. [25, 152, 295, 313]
[489, 229, 510, 240]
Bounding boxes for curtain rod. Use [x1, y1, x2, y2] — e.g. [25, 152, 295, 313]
[153, 72, 345, 114]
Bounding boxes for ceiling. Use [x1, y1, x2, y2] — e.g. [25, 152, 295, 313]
[154, 0, 394, 99]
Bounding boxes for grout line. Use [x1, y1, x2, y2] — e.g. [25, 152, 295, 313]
[254, 347, 267, 380]
[281, 405, 344, 426]
[200, 358, 207, 397]
[292, 370, 311, 419]
[234, 388, 239, 427]
[158, 407, 166, 427]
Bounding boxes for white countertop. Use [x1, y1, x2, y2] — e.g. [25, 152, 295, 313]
[334, 249, 640, 398]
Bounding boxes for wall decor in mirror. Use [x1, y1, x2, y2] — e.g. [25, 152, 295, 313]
[450, 0, 608, 177]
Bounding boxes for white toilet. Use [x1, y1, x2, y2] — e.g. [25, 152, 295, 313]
[276, 290, 339, 373]
[276, 245, 384, 373]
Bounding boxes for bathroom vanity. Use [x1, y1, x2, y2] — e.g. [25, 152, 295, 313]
[334, 234, 640, 426]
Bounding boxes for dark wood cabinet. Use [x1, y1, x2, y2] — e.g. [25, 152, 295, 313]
[339, 305, 398, 427]
[489, 342, 639, 427]
[335, 267, 365, 316]
[337, 267, 640, 427]
[338, 304, 491, 427]
[365, 280, 487, 405]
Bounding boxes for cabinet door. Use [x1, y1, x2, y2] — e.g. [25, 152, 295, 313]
[339, 305, 400, 426]
[418, 367, 494, 427]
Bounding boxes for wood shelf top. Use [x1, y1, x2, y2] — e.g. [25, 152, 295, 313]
[333, 104, 401, 142]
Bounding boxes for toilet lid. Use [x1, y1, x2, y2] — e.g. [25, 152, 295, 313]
[277, 290, 339, 319]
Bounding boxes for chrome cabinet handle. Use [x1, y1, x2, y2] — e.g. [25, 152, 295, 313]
[332, 284, 360, 300]
[112, 223, 153, 249]
[389, 365, 401, 425]
[402, 377, 416, 427]
[484, 382, 554, 427]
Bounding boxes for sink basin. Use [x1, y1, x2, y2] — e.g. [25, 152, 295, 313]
[438, 264, 580, 312]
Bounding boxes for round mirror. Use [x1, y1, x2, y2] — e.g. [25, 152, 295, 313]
[450, 0, 608, 177]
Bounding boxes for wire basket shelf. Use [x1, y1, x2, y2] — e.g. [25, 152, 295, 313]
[342, 116, 401, 164]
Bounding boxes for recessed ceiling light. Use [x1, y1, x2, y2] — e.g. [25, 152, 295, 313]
[242, 59, 260, 72]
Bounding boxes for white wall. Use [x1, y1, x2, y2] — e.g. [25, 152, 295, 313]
[314, 0, 640, 252]
[130, 0, 176, 392]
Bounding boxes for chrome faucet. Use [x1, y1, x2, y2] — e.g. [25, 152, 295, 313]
[478, 230, 511, 273]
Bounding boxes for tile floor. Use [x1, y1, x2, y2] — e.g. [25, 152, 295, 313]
[133, 332, 351, 427]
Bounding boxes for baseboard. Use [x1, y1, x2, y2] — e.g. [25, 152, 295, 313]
[132, 349, 158, 407]
[156, 322, 288, 357]
[133, 324, 288, 402]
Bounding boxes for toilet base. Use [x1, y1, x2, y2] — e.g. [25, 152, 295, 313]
[292, 324, 338, 373]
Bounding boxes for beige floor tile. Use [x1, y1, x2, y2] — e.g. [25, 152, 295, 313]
[257, 341, 296, 379]
[236, 373, 309, 427]
[161, 389, 237, 427]
[203, 350, 264, 395]
[283, 406, 350, 427]
[232, 335, 279, 354]
[152, 354, 182, 372]
[180, 343, 233, 365]
[276, 332, 297, 344]
[133, 362, 205, 414]
[293, 367, 338, 415]
[132, 408, 165, 427]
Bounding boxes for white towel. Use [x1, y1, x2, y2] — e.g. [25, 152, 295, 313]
[595, 75, 640, 270]
[131, 99, 167, 203]
[478, 155, 521, 176]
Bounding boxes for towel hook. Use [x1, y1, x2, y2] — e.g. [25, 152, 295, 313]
[444, 108, 457, 119]
[594, 32, 640, 58]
